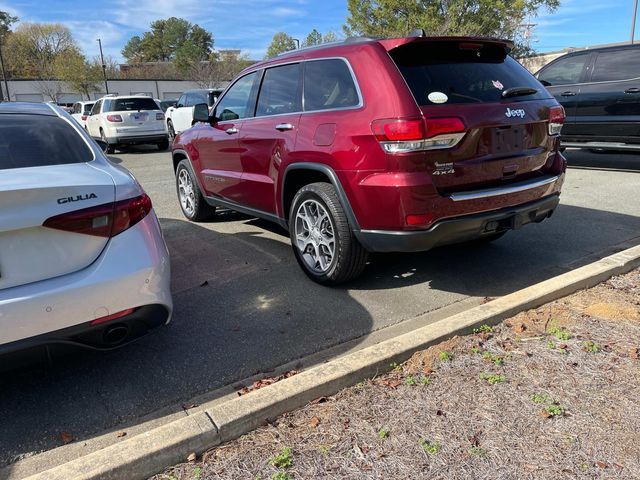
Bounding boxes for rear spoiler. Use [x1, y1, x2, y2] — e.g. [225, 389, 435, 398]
[379, 36, 514, 54]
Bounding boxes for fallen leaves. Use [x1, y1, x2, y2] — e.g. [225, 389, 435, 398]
[116, 431, 127, 438]
[187, 452, 197, 462]
[308, 417, 320, 428]
[236, 370, 299, 396]
[59, 431, 73, 445]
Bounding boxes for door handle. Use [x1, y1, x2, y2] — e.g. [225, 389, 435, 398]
[275, 123, 294, 131]
[561, 91, 577, 97]
[225, 127, 239, 135]
[624, 88, 640, 94]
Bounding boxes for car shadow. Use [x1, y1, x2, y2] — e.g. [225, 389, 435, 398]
[0, 220, 375, 472]
[1, 199, 639, 472]
[564, 149, 640, 173]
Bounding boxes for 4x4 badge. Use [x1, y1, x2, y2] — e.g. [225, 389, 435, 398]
[505, 108, 526, 118]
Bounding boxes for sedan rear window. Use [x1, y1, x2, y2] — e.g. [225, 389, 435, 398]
[106, 97, 159, 112]
[0, 114, 93, 170]
[390, 42, 550, 105]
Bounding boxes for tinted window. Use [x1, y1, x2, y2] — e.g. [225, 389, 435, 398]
[177, 94, 187, 107]
[0, 114, 93, 170]
[188, 91, 209, 106]
[83, 103, 94, 114]
[90, 100, 102, 115]
[538, 54, 589, 86]
[107, 97, 159, 112]
[591, 49, 640, 82]
[215, 72, 258, 121]
[304, 59, 359, 111]
[391, 42, 550, 105]
[256, 64, 301, 117]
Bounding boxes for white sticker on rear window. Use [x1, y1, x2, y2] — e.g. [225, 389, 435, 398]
[428, 92, 448, 104]
[492, 80, 504, 90]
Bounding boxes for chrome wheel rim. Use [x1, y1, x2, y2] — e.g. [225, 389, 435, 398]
[294, 199, 335, 274]
[178, 169, 196, 216]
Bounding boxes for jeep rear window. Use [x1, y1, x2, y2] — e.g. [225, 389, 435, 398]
[106, 97, 159, 112]
[390, 42, 550, 105]
[0, 114, 93, 170]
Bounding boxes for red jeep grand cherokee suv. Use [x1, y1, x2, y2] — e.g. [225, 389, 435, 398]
[172, 35, 566, 284]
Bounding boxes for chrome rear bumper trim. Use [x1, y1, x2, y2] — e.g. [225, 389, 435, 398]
[449, 175, 560, 202]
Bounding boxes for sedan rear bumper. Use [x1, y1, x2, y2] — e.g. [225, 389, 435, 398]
[356, 194, 560, 253]
[0, 211, 172, 350]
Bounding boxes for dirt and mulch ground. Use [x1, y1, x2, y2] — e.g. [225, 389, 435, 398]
[152, 269, 640, 480]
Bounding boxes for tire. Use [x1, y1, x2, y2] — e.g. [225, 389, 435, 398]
[167, 120, 176, 140]
[175, 159, 216, 222]
[289, 182, 368, 285]
[100, 129, 115, 154]
[157, 139, 170, 151]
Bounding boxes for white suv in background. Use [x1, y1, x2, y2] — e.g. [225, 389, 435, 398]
[86, 95, 169, 153]
[71, 101, 95, 129]
[165, 89, 223, 139]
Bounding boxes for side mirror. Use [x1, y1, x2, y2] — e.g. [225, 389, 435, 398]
[177, 103, 184, 108]
[193, 103, 210, 123]
[539, 79, 552, 87]
[95, 139, 109, 153]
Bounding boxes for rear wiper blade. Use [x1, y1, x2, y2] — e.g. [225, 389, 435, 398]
[502, 87, 538, 98]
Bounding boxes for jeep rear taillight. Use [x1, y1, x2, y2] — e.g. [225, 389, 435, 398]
[371, 117, 466, 153]
[43, 194, 152, 238]
[107, 114, 123, 122]
[548, 106, 565, 136]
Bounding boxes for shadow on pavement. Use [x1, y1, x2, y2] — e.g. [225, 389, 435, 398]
[565, 149, 640, 173]
[1, 200, 639, 470]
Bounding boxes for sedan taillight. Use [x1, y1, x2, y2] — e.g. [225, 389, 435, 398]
[106, 114, 123, 122]
[43, 194, 152, 238]
[156, 112, 165, 120]
[81, 115, 88, 121]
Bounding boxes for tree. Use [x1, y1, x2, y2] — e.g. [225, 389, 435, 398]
[55, 52, 102, 99]
[323, 32, 338, 43]
[265, 32, 296, 58]
[343, 0, 560, 56]
[3, 22, 80, 78]
[0, 10, 17, 38]
[187, 50, 254, 88]
[121, 17, 213, 64]
[302, 29, 323, 47]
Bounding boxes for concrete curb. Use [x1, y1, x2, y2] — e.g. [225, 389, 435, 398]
[23, 244, 640, 480]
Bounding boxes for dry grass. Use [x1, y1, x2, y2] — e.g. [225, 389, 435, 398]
[152, 269, 640, 480]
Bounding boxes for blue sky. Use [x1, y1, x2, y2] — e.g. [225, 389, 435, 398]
[0, 0, 637, 62]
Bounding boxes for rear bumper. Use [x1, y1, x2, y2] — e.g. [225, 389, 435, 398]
[356, 194, 560, 253]
[0, 211, 172, 352]
[106, 134, 168, 145]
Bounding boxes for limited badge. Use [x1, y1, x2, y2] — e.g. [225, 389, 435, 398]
[428, 91, 448, 104]
[492, 80, 504, 90]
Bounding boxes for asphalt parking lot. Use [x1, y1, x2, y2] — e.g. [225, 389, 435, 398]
[1, 149, 640, 467]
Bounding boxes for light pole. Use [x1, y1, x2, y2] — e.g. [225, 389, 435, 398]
[293, 38, 300, 49]
[0, 37, 8, 101]
[633, 0, 639, 43]
[97, 38, 109, 95]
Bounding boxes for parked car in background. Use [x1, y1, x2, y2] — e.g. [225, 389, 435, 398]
[0, 102, 172, 361]
[536, 43, 640, 151]
[71, 100, 95, 129]
[86, 94, 169, 153]
[159, 99, 177, 112]
[172, 35, 566, 284]
[166, 89, 223, 139]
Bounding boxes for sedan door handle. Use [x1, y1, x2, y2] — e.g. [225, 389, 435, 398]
[624, 87, 640, 94]
[225, 127, 239, 135]
[275, 123, 294, 131]
[561, 91, 577, 97]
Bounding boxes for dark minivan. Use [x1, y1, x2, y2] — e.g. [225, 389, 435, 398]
[537, 43, 640, 151]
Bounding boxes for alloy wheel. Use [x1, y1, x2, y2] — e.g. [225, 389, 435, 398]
[293, 199, 336, 273]
[178, 168, 196, 216]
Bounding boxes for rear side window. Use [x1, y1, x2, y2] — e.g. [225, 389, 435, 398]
[538, 54, 589, 86]
[0, 115, 93, 170]
[256, 64, 302, 117]
[304, 59, 360, 111]
[591, 49, 640, 82]
[390, 42, 551, 105]
[106, 97, 159, 112]
[83, 103, 94, 114]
